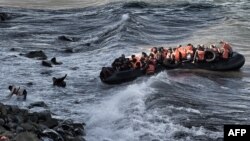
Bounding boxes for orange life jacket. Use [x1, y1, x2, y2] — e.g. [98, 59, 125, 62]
[223, 43, 232, 52]
[177, 46, 194, 60]
[197, 50, 205, 61]
[146, 64, 155, 75]
[186, 46, 194, 55]
[150, 58, 157, 65]
[221, 43, 232, 59]
[178, 47, 187, 59]
[222, 48, 229, 59]
[174, 49, 181, 62]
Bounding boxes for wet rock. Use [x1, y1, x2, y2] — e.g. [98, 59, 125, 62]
[0, 13, 9, 21]
[26, 82, 34, 86]
[20, 122, 37, 131]
[15, 132, 39, 141]
[64, 48, 74, 53]
[58, 35, 80, 42]
[0, 102, 86, 140]
[40, 118, 58, 128]
[72, 136, 86, 141]
[35, 111, 52, 122]
[65, 135, 75, 141]
[23, 50, 47, 60]
[192, 135, 213, 141]
[40, 70, 53, 76]
[74, 128, 85, 136]
[0, 118, 5, 126]
[28, 101, 48, 109]
[10, 47, 21, 52]
[41, 57, 63, 67]
[73, 100, 81, 104]
[72, 122, 85, 129]
[173, 131, 189, 139]
[216, 137, 223, 141]
[51, 57, 63, 65]
[16, 126, 24, 133]
[27, 114, 38, 123]
[70, 67, 79, 70]
[53, 74, 67, 87]
[0, 103, 8, 116]
[42, 129, 64, 141]
[151, 139, 160, 141]
[9, 105, 20, 114]
[42, 60, 52, 67]
[85, 42, 91, 46]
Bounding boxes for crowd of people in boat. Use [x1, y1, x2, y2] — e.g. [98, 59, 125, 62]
[101, 41, 233, 79]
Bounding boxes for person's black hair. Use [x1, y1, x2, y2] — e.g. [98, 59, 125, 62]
[142, 52, 147, 57]
[159, 47, 164, 52]
[8, 85, 12, 91]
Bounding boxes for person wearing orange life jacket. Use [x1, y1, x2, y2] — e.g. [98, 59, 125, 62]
[146, 62, 155, 75]
[156, 47, 167, 64]
[174, 47, 181, 63]
[220, 41, 233, 59]
[151, 47, 158, 58]
[193, 45, 205, 63]
[186, 44, 194, 56]
[140, 54, 156, 75]
[146, 56, 156, 75]
[149, 53, 157, 65]
[130, 55, 141, 69]
[178, 47, 187, 60]
[209, 44, 220, 53]
[175, 44, 194, 62]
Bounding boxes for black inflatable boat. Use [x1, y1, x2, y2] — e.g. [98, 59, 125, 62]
[100, 52, 245, 84]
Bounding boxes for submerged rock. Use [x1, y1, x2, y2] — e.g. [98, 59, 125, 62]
[41, 60, 52, 67]
[23, 50, 47, 60]
[26, 82, 34, 86]
[64, 48, 74, 53]
[51, 57, 63, 65]
[28, 101, 48, 109]
[0, 13, 9, 21]
[41, 57, 63, 67]
[10, 47, 22, 52]
[58, 35, 80, 42]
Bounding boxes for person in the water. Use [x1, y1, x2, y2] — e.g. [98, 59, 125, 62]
[7, 85, 27, 100]
[52, 74, 67, 87]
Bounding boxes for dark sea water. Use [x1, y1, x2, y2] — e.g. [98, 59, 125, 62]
[1, 0, 250, 141]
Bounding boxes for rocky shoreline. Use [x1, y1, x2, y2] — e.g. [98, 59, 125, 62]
[0, 102, 85, 141]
